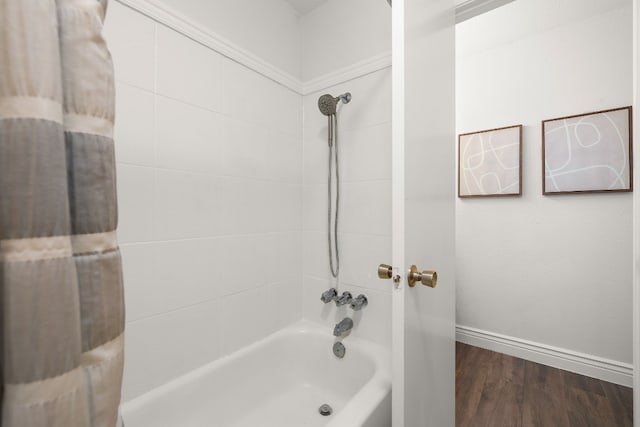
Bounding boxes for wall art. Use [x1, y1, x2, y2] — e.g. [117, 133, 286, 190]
[458, 125, 522, 198]
[542, 106, 632, 194]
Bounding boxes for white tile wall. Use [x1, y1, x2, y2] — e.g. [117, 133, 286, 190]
[105, 2, 302, 401]
[219, 286, 275, 355]
[269, 280, 302, 330]
[340, 233, 392, 291]
[155, 96, 226, 174]
[105, 0, 391, 403]
[119, 244, 154, 322]
[104, 3, 155, 91]
[113, 83, 154, 166]
[122, 299, 221, 401]
[301, 68, 393, 349]
[116, 165, 154, 244]
[156, 25, 223, 112]
[152, 170, 223, 240]
[341, 181, 391, 235]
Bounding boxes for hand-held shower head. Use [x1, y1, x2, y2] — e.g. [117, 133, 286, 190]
[318, 94, 337, 116]
[319, 91, 350, 280]
[318, 93, 352, 116]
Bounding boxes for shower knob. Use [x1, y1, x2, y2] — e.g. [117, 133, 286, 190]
[320, 288, 338, 304]
[408, 265, 437, 288]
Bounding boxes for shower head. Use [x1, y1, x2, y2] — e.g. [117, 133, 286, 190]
[386, 0, 391, 6]
[318, 94, 337, 116]
[318, 92, 352, 116]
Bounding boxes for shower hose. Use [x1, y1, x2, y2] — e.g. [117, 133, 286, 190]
[328, 113, 339, 278]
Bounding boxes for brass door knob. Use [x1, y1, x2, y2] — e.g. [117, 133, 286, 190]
[408, 265, 437, 288]
[378, 264, 393, 279]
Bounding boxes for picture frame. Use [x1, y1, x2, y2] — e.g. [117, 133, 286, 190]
[458, 124, 523, 198]
[542, 106, 633, 195]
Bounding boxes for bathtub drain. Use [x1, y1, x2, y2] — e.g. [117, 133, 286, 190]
[318, 404, 333, 416]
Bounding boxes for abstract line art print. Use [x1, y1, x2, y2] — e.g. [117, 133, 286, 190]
[542, 107, 632, 194]
[458, 125, 522, 198]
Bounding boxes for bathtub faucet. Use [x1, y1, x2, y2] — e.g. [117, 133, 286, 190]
[333, 317, 354, 337]
[335, 291, 353, 307]
[320, 288, 338, 304]
[350, 294, 368, 311]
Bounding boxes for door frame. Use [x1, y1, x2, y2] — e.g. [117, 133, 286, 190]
[634, 2, 639, 425]
[390, 0, 405, 421]
[391, 0, 456, 425]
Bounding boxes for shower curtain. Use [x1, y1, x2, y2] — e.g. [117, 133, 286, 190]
[0, 0, 125, 426]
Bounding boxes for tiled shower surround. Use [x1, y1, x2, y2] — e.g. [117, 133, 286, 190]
[105, 3, 303, 400]
[104, 1, 391, 401]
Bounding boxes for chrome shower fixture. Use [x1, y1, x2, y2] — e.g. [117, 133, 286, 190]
[317, 92, 352, 117]
[350, 294, 368, 311]
[319, 91, 351, 280]
[336, 92, 352, 104]
[335, 291, 353, 307]
[333, 317, 354, 337]
[320, 288, 338, 303]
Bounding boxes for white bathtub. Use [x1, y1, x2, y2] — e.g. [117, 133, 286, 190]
[121, 320, 391, 427]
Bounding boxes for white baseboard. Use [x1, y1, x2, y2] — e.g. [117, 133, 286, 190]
[456, 325, 633, 387]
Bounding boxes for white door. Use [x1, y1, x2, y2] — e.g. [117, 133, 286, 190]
[390, 0, 456, 425]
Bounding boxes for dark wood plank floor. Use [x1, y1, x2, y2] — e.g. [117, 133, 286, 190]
[456, 342, 633, 427]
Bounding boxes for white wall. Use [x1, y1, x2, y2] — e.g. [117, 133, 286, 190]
[301, 1, 392, 349]
[456, 0, 633, 366]
[143, 0, 302, 79]
[300, 0, 391, 82]
[104, 1, 302, 401]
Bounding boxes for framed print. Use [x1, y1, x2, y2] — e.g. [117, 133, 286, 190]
[542, 106, 632, 194]
[458, 125, 522, 198]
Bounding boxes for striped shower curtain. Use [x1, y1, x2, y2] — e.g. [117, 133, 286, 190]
[0, 0, 125, 426]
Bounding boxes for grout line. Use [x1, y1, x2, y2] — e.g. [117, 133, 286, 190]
[119, 231, 303, 247]
[151, 21, 159, 242]
[116, 161, 303, 184]
[302, 274, 392, 294]
[126, 294, 220, 325]
[302, 230, 391, 238]
[114, 79, 156, 96]
[126, 282, 276, 325]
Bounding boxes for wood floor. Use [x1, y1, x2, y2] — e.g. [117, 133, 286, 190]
[455, 342, 633, 427]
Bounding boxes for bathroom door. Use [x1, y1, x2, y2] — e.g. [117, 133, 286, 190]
[390, 0, 455, 425]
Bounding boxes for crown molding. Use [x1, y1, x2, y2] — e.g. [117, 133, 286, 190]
[114, 0, 515, 96]
[302, 51, 392, 95]
[455, 0, 515, 23]
[115, 0, 303, 93]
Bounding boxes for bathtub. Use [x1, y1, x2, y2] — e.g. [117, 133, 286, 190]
[121, 320, 391, 427]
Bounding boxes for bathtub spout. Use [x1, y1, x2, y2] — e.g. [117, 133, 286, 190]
[333, 317, 354, 337]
